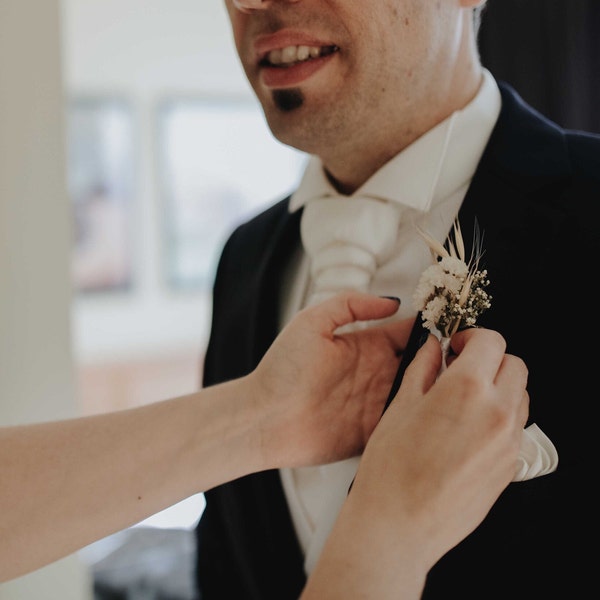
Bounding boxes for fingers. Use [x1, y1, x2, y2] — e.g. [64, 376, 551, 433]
[452, 329, 528, 406]
[394, 327, 529, 415]
[518, 389, 530, 429]
[494, 352, 528, 393]
[304, 291, 402, 336]
[448, 328, 507, 380]
[495, 354, 530, 430]
[396, 334, 443, 398]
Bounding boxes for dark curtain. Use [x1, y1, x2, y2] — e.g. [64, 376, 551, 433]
[478, 0, 600, 133]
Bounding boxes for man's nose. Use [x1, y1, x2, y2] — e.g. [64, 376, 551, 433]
[232, 0, 300, 13]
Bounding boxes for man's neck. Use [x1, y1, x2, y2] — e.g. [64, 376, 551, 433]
[322, 35, 484, 194]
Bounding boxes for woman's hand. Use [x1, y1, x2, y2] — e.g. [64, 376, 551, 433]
[353, 327, 529, 569]
[248, 291, 414, 469]
[302, 327, 529, 600]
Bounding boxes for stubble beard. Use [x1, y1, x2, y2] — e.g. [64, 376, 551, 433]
[264, 87, 356, 162]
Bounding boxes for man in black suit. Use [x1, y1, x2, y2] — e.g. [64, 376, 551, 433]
[196, 1, 600, 598]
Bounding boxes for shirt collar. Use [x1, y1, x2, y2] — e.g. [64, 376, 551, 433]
[289, 69, 501, 213]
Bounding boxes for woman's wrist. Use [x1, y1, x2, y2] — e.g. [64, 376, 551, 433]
[303, 488, 429, 599]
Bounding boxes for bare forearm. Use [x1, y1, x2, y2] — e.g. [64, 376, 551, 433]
[0, 376, 261, 581]
[0, 293, 409, 582]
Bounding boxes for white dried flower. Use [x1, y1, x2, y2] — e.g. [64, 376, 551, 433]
[413, 219, 491, 338]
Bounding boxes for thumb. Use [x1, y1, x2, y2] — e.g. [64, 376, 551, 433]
[398, 334, 443, 398]
[307, 291, 401, 335]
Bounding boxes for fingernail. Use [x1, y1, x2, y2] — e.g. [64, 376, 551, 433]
[379, 295, 401, 304]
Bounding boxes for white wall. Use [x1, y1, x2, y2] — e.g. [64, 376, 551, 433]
[0, 0, 91, 597]
[62, 0, 249, 94]
[0, 2, 301, 594]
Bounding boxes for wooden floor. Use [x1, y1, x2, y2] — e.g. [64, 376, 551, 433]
[75, 353, 206, 598]
[76, 351, 203, 416]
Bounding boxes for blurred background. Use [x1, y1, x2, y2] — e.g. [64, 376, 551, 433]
[0, 0, 598, 598]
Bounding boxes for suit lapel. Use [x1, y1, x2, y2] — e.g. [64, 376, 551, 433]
[459, 81, 570, 253]
[234, 201, 308, 594]
[247, 202, 303, 365]
[400, 82, 572, 372]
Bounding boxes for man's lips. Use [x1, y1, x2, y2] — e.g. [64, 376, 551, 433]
[260, 51, 338, 87]
[254, 29, 334, 59]
[254, 30, 339, 88]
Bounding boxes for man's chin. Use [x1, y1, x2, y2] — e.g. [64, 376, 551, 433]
[271, 88, 305, 112]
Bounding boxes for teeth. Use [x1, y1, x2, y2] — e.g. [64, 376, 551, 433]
[297, 46, 310, 61]
[266, 45, 327, 66]
[281, 46, 298, 62]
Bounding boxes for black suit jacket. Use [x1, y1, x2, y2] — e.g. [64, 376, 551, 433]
[195, 82, 600, 599]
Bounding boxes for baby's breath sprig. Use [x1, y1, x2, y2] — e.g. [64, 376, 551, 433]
[412, 219, 491, 338]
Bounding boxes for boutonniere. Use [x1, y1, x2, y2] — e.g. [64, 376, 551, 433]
[412, 219, 492, 363]
[412, 219, 559, 481]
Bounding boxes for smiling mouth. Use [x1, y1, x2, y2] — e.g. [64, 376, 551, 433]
[260, 44, 339, 67]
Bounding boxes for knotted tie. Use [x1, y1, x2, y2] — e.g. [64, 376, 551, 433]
[293, 194, 402, 573]
[300, 195, 402, 307]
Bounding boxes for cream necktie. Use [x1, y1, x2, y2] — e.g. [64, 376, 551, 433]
[301, 195, 402, 307]
[294, 194, 402, 574]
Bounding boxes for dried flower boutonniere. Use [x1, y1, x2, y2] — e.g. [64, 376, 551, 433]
[410, 220, 559, 481]
[412, 219, 492, 367]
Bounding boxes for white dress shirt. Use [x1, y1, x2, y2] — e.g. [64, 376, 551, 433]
[278, 69, 502, 575]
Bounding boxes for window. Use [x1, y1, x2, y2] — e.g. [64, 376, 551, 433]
[67, 97, 136, 294]
[157, 97, 307, 290]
